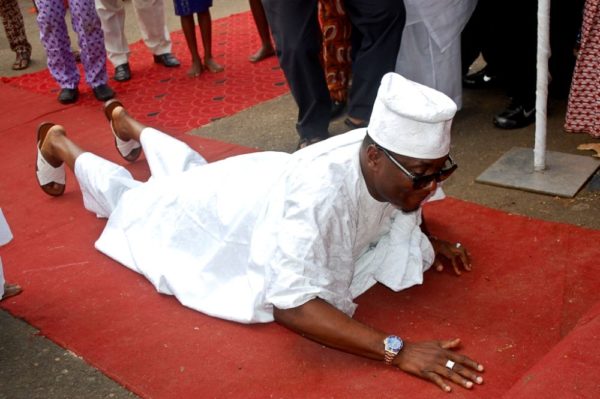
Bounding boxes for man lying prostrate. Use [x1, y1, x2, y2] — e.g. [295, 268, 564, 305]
[34, 73, 484, 392]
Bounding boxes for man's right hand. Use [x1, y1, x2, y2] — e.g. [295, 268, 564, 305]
[394, 338, 484, 392]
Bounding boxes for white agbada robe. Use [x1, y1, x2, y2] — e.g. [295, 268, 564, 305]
[78, 128, 436, 324]
[395, 0, 477, 109]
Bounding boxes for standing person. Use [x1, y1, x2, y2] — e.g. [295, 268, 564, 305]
[36, 0, 115, 104]
[174, 0, 223, 76]
[248, 0, 275, 63]
[34, 74, 485, 393]
[0, 0, 32, 70]
[262, 0, 405, 149]
[490, 0, 580, 129]
[95, 0, 181, 82]
[318, 0, 352, 119]
[565, 0, 599, 138]
[0, 208, 22, 301]
[461, 0, 503, 89]
[394, 0, 477, 109]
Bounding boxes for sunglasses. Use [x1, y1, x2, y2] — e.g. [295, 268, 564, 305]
[376, 145, 458, 189]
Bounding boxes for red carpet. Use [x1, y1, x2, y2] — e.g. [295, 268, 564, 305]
[1, 11, 288, 135]
[1, 22, 599, 396]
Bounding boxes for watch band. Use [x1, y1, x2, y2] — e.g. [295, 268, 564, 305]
[383, 335, 403, 365]
[383, 350, 397, 365]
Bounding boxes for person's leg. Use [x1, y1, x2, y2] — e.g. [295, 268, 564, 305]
[0, 257, 22, 301]
[197, 10, 223, 72]
[492, 0, 537, 129]
[36, 0, 80, 90]
[262, 0, 331, 142]
[344, 0, 405, 125]
[132, 0, 173, 57]
[248, 0, 275, 62]
[40, 124, 140, 217]
[94, 0, 129, 68]
[318, 0, 351, 114]
[548, 0, 581, 99]
[108, 105, 207, 177]
[180, 14, 203, 76]
[68, 0, 111, 90]
[0, 0, 32, 70]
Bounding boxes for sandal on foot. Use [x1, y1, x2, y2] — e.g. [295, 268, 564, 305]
[36, 122, 66, 197]
[103, 99, 142, 162]
[344, 117, 368, 129]
[2, 283, 23, 301]
[12, 52, 30, 71]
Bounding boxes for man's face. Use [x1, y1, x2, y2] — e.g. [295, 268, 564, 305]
[365, 145, 450, 212]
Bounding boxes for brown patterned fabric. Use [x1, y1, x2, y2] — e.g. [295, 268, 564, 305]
[565, 0, 599, 137]
[318, 0, 351, 103]
[0, 0, 31, 58]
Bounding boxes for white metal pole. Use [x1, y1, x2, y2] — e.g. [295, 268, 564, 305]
[534, 0, 551, 171]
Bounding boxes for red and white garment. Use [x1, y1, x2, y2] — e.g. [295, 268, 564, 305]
[565, 0, 600, 138]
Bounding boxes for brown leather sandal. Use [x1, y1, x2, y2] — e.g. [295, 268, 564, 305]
[1, 283, 22, 301]
[12, 52, 30, 71]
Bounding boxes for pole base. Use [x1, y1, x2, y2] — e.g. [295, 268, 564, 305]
[476, 147, 600, 197]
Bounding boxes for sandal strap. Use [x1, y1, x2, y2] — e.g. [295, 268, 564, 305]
[111, 122, 141, 158]
[36, 147, 65, 185]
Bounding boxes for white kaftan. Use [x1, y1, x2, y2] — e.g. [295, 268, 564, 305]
[395, 0, 477, 109]
[82, 128, 435, 323]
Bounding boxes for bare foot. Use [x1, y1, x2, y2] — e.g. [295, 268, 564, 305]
[187, 60, 204, 77]
[2, 283, 22, 300]
[249, 45, 275, 63]
[106, 101, 147, 147]
[104, 99, 130, 142]
[36, 123, 66, 196]
[40, 124, 67, 168]
[110, 105, 129, 141]
[204, 58, 224, 73]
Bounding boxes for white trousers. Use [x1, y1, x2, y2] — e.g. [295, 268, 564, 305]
[74, 128, 207, 218]
[395, 0, 477, 110]
[94, 0, 172, 66]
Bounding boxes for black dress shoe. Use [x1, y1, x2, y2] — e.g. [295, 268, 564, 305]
[114, 63, 131, 82]
[153, 53, 180, 67]
[93, 84, 115, 101]
[58, 88, 79, 104]
[493, 101, 535, 129]
[463, 67, 499, 89]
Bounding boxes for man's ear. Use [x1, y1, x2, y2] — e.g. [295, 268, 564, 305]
[366, 145, 382, 170]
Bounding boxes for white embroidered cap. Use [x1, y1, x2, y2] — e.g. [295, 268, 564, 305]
[368, 73, 457, 159]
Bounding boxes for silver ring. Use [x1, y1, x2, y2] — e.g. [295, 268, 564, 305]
[445, 360, 455, 370]
[455, 242, 462, 249]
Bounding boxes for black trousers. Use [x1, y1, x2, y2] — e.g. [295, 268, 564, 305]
[462, 0, 581, 104]
[262, 0, 405, 140]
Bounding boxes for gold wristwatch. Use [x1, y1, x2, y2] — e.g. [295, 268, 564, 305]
[383, 335, 404, 365]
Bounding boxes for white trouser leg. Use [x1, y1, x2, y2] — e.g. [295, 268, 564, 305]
[94, 0, 129, 66]
[139, 128, 207, 178]
[74, 153, 142, 218]
[131, 0, 171, 56]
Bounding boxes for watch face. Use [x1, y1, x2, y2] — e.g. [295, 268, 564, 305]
[385, 336, 403, 352]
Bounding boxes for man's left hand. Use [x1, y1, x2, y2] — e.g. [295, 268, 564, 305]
[430, 237, 471, 275]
